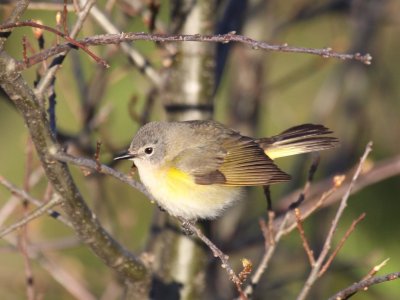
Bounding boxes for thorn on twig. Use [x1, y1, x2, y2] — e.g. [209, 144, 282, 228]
[295, 208, 315, 266]
[318, 212, 367, 277]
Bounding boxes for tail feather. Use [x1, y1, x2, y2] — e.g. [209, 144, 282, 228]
[257, 124, 339, 159]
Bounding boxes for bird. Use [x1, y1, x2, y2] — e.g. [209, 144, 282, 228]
[115, 120, 338, 220]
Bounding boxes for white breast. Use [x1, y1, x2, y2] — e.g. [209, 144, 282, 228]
[135, 160, 243, 220]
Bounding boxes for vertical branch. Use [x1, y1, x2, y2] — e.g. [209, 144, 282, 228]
[19, 137, 35, 300]
[163, 1, 216, 121]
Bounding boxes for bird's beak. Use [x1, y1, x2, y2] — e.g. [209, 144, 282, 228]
[114, 151, 135, 161]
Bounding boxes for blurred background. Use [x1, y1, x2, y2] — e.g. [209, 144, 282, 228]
[0, 0, 399, 299]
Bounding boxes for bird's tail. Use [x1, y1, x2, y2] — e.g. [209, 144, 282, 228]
[257, 124, 339, 160]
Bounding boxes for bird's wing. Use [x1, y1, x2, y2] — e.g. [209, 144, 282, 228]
[174, 134, 290, 186]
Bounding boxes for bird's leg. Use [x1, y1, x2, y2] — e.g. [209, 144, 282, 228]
[263, 185, 273, 211]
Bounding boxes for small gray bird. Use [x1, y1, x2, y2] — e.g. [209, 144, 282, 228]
[115, 120, 338, 220]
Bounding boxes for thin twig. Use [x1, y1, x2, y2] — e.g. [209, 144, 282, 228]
[35, 0, 98, 98]
[243, 212, 291, 297]
[279, 175, 346, 236]
[296, 142, 373, 300]
[295, 208, 315, 266]
[2, 234, 96, 300]
[318, 212, 366, 277]
[62, 0, 69, 35]
[0, 0, 30, 51]
[361, 258, 390, 281]
[0, 21, 108, 67]
[177, 218, 247, 299]
[12, 32, 374, 71]
[88, 4, 162, 86]
[0, 2, 75, 11]
[20, 137, 35, 300]
[243, 156, 321, 298]
[0, 194, 63, 238]
[51, 151, 151, 198]
[0, 175, 73, 228]
[328, 272, 400, 300]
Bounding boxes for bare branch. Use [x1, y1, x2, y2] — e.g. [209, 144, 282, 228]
[0, 21, 108, 67]
[361, 258, 390, 281]
[0, 0, 30, 50]
[0, 52, 149, 286]
[8, 31, 373, 71]
[178, 218, 247, 300]
[0, 194, 63, 238]
[52, 152, 151, 199]
[296, 142, 373, 300]
[318, 212, 366, 277]
[328, 272, 400, 300]
[0, 175, 73, 228]
[243, 212, 291, 297]
[295, 208, 315, 266]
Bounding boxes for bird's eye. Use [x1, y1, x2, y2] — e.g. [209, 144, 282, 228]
[144, 147, 153, 155]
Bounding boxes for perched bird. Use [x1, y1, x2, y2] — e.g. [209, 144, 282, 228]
[115, 120, 338, 220]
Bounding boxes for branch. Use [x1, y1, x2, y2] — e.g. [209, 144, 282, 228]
[274, 154, 400, 237]
[6, 31, 373, 71]
[179, 218, 247, 299]
[0, 21, 108, 67]
[328, 272, 400, 300]
[0, 175, 73, 228]
[294, 208, 315, 266]
[318, 212, 366, 277]
[0, 52, 149, 289]
[53, 151, 248, 298]
[0, 0, 30, 51]
[296, 142, 373, 300]
[0, 194, 63, 238]
[51, 152, 151, 199]
[35, 0, 98, 98]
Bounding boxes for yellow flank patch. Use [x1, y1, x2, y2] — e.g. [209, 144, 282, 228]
[164, 167, 197, 196]
[167, 167, 193, 184]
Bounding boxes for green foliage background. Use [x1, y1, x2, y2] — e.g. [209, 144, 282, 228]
[1, 1, 399, 299]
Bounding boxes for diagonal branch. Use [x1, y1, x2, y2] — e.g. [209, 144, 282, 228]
[328, 272, 400, 300]
[0, 51, 149, 292]
[0, 194, 63, 238]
